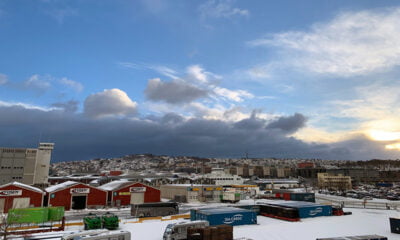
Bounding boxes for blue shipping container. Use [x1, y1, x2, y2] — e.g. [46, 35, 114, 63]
[269, 201, 332, 218]
[290, 193, 315, 202]
[191, 207, 257, 226]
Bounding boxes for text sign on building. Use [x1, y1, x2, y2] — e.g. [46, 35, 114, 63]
[70, 188, 90, 194]
[0, 190, 22, 196]
[129, 187, 146, 193]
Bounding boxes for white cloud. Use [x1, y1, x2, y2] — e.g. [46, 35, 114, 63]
[84, 89, 138, 118]
[118, 62, 179, 79]
[250, 7, 400, 76]
[0, 74, 8, 85]
[0, 100, 56, 111]
[213, 87, 253, 102]
[199, 0, 249, 19]
[59, 77, 83, 92]
[24, 74, 51, 91]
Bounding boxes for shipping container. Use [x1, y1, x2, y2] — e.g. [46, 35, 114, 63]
[316, 235, 387, 240]
[233, 205, 260, 215]
[191, 207, 257, 226]
[267, 201, 332, 218]
[221, 192, 240, 203]
[376, 183, 393, 188]
[390, 217, 400, 234]
[290, 193, 315, 202]
[258, 204, 299, 221]
[8, 207, 49, 224]
[131, 202, 178, 217]
[283, 193, 291, 201]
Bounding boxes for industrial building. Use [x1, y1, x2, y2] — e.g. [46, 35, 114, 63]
[160, 184, 222, 203]
[0, 143, 54, 186]
[46, 181, 107, 210]
[0, 182, 44, 213]
[99, 180, 160, 206]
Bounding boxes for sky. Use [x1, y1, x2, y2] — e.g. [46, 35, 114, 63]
[1, 0, 400, 162]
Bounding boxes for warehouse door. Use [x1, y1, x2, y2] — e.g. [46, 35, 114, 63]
[0, 199, 4, 213]
[130, 193, 144, 204]
[12, 197, 30, 209]
[71, 195, 87, 210]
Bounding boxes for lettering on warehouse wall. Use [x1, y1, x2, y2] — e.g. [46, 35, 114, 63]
[130, 187, 146, 193]
[0, 190, 22, 196]
[70, 188, 90, 194]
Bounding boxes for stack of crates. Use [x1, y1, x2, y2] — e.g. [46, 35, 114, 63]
[187, 225, 233, 240]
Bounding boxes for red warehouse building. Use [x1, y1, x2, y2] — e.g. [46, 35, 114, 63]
[99, 181, 160, 206]
[46, 181, 107, 210]
[0, 182, 44, 213]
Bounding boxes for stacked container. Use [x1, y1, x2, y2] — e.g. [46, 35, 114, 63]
[191, 207, 257, 226]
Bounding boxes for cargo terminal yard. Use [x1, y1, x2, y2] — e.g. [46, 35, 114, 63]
[6, 199, 400, 240]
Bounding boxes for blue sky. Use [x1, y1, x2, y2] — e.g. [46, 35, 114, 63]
[1, 0, 400, 162]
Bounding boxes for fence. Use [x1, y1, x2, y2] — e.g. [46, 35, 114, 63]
[316, 195, 400, 210]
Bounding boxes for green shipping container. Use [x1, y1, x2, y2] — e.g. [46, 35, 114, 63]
[48, 207, 65, 221]
[8, 207, 49, 224]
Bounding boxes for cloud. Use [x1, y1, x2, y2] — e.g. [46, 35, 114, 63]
[144, 78, 209, 104]
[250, 7, 400, 76]
[84, 89, 138, 118]
[44, 6, 77, 24]
[0, 104, 397, 162]
[23, 74, 52, 92]
[213, 87, 253, 102]
[59, 78, 83, 92]
[118, 62, 179, 79]
[199, 0, 249, 19]
[51, 100, 79, 113]
[0, 74, 8, 85]
[266, 113, 307, 134]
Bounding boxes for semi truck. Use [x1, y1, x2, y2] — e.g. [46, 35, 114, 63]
[163, 221, 209, 240]
[131, 202, 178, 217]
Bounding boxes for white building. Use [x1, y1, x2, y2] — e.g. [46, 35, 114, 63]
[203, 168, 244, 186]
[0, 143, 54, 186]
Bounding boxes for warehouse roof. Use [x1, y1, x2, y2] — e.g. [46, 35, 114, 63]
[45, 181, 79, 193]
[0, 181, 44, 193]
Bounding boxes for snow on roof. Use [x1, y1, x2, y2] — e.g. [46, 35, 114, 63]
[98, 180, 133, 191]
[0, 181, 44, 193]
[45, 181, 79, 193]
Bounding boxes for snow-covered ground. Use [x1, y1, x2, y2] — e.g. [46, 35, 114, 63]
[14, 200, 400, 240]
[120, 208, 400, 240]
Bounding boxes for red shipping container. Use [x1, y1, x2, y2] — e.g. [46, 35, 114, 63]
[283, 193, 291, 201]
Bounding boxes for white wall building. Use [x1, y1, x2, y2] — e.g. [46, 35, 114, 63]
[203, 168, 244, 186]
[0, 143, 54, 186]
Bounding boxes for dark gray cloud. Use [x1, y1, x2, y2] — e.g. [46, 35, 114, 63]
[0, 105, 397, 162]
[144, 78, 209, 104]
[51, 100, 79, 113]
[266, 113, 307, 134]
[84, 89, 138, 118]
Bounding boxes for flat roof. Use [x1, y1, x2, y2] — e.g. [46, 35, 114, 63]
[196, 207, 253, 214]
